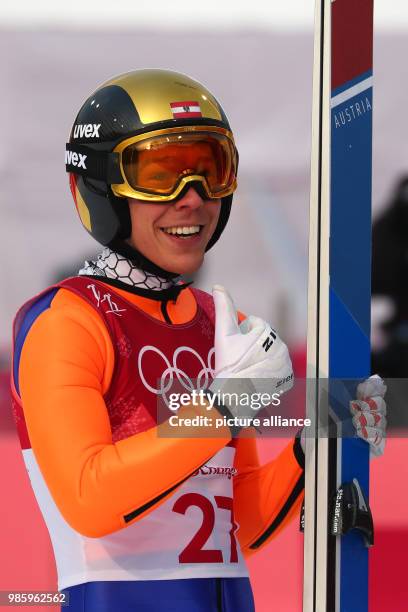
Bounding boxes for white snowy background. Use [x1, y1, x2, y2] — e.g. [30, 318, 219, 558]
[1, 1, 408, 348]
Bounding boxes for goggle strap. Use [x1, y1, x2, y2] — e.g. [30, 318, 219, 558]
[65, 143, 123, 184]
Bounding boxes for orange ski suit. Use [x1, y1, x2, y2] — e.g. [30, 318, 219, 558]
[15, 281, 304, 557]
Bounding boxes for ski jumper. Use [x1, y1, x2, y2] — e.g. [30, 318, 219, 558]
[11, 277, 304, 611]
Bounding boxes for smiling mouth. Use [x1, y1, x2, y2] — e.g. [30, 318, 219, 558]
[160, 225, 203, 238]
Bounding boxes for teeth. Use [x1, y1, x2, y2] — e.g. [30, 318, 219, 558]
[163, 225, 201, 236]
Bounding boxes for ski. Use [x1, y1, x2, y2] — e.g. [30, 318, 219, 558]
[303, 1, 374, 611]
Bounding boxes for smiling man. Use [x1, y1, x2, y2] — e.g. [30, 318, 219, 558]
[127, 185, 221, 275]
[11, 69, 361, 612]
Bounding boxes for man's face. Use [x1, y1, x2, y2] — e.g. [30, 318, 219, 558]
[127, 188, 221, 275]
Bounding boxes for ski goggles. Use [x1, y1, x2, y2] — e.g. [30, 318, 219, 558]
[110, 126, 238, 202]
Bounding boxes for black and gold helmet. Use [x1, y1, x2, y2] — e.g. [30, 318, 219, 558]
[66, 69, 238, 273]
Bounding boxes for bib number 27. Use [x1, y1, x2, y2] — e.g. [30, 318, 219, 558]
[172, 493, 238, 564]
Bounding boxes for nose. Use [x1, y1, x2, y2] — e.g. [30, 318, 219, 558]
[173, 187, 204, 211]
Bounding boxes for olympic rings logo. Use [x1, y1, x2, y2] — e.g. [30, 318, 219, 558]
[137, 345, 215, 408]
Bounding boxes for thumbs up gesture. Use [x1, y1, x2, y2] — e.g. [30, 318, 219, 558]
[209, 286, 294, 418]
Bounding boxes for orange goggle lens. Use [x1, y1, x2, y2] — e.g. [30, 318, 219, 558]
[120, 131, 237, 199]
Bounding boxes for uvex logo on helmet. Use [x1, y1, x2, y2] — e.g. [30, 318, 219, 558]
[73, 123, 101, 139]
[65, 150, 87, 169]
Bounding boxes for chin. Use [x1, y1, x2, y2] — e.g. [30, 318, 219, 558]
[164, 255, 204, 276]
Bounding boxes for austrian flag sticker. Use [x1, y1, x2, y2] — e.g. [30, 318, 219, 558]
[170, 101, 202, 118]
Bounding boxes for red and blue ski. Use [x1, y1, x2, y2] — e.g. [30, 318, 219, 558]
[303, 1, 374, 611]
[330, 2, 373, 611]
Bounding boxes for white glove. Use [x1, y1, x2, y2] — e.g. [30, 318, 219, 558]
[299, 374, 387, 456]
[350, 374, 387, 457]
[209, 285, 294, 419]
